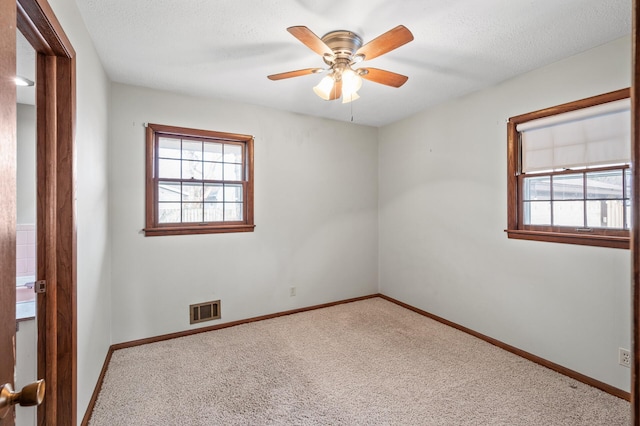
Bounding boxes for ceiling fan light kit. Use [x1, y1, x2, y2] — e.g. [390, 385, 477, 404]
[268, 25, 413, 103]
[14, 75, 34, 87]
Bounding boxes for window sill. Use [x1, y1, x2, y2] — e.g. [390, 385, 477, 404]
[505, 229, 629, 249]
[144, 224, 256, 237]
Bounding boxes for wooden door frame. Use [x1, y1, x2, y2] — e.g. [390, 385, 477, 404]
[16, 0, 77, 425]
[633, 1, 640, 424]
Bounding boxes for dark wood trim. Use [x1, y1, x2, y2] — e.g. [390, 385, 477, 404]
[143, 224, 256, 237]
[17, 0, 75, 58]
[0, 1, 17, 424]
[505, 229, 630, 249]
[144, 125, 154, 233]
[246, 136, 255, 226]
[80, 346, 115, 426]
[509, 88, 630, 125]
[632, 0, 640, 421]
[506, 120, 518, 231]
[519, 224, 629, 238]
[146, 123, 253, 142]
[55, 54, 77, 426]
[378, 294, 630, 402]
[16, 1, 52, 55]
[112, 294, 380, 350]
[17, 1, 77, 424]
[36, 53, 58, 426]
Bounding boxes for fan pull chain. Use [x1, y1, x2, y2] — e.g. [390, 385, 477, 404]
[350, 98, 354, 122]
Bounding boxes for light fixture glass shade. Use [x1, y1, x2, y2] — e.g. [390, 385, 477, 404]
[341, 69, 362, 100]
[313, 75, 335, 100]
[342, 92, 360, 104]
[14, 76, 34, 87]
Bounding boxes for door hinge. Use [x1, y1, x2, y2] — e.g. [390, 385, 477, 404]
[34, 280, 46, 294]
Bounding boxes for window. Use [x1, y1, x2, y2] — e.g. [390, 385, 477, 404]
[506, 89, 630, 249]
[144, 123, 255, 236]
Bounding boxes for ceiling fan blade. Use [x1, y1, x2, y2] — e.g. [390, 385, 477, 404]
[328, 79, 342, 101]
[287, 26, 334, 57]
[356, 25, 414, 61]
[359, 68, 408, 88]
[267, 68, 323, 80]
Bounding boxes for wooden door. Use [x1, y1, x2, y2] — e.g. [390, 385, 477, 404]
[1, 0, 76, 424]
[0, 0, 19, 424]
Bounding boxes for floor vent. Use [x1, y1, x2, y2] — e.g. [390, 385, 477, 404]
[190, 300, 221, 324]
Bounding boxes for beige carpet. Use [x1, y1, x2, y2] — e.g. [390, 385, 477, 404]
[89, 297, 630, 425]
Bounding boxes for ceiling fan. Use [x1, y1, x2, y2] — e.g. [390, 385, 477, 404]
[267, 25, 414, 103]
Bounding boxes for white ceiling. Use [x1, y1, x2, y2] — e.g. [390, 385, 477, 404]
[70, 0, 631, 127]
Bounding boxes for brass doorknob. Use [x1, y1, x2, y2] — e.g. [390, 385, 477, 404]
[0, 379, 45, 419]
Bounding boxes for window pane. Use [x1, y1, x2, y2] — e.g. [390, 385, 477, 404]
[182, 140, 202, 161]
[223, 163, 243, 181]
[587, 200, 624, 228]
[158, 137, 181, 159]
[627, 199, 632, 229]
[204, 183, 223, 202]
[225, 203, 243, 221]
[553, 174, 583, 200]
[182, 203, 203, 223]
[586, 170, 623, 199]
[158, 202, 181, 223]
[203, 142, 223, 162]
[158, 159, 181, 179]
[204, 203, 223, 222]
[182, 183, 202, 202]
[182, 160, 202, 180]
[158, 182, 181, 202]
[203, 162, 222, 180]
[224, 144, 243, 163]
[553, 200, 584, 227]
[225, 184, 243, 202]
[523, 201, 550, 225]
[523, 176, 551, 201]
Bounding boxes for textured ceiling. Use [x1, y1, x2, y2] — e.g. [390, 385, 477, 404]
[73, 0, 631, 127]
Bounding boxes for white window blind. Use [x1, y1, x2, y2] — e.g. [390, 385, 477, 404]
[517, 98, 630, 173]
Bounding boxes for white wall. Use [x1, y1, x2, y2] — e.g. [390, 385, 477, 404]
[379, 36, 632, 391]
[15, 104, 36, 426]
[109, 84, 379, 343]
[16, 103, 35, 225]
[48, 0, 112, 422]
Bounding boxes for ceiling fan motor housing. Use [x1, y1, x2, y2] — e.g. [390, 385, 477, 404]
[321, 30, 363, 63]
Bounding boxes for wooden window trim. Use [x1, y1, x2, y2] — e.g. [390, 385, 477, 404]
[506, 88, 631, 249]
[144, 123, 255, 237]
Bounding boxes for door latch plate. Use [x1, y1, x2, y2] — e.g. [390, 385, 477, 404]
[34, 280, 46, 294]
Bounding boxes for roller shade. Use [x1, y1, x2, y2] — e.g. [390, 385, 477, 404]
[517, 98, 630, 173]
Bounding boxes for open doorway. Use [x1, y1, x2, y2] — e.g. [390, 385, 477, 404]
[0, 0, 78, 424]
[14, 28, 37, 426]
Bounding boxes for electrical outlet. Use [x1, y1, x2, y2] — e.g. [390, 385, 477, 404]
[289, 287, 296, 297]
[619, 348, 631, 368]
